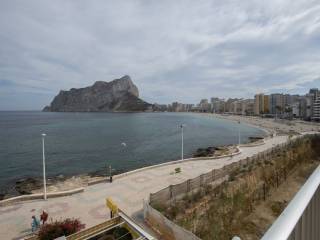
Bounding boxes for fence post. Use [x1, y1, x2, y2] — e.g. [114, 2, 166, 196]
[263, 183, 266, 201]
[187, 179, 191, 192]
[284, 167, 287, 180]
[212, 169, 215, 181]
[169, 185, 173, 199]
[149, 193, 153, 205]
[200, 174, 204, 187]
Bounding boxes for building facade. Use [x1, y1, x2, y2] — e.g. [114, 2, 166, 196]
[254, 93, 265, 115]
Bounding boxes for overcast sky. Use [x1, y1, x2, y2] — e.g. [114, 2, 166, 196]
[1, 0, 320, 110]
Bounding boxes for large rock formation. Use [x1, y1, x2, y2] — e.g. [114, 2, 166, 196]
[43, 75, 152, 112]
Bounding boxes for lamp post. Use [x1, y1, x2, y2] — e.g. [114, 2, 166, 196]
[108, 142, 126, 183]
[109, 165, 112, 183]
[238, 121, 241, 145]
[41, 133, 47, 200]
[180, 124, 186, 160]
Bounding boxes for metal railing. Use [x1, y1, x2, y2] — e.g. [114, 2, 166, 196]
[261, 165, 320, 240]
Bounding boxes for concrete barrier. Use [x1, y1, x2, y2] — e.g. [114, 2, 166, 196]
[0, 187, 85, 207]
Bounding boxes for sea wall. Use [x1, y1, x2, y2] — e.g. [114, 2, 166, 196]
[0, 187, 84, 207]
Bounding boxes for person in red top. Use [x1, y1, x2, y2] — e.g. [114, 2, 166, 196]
[40, 210, 48, 225]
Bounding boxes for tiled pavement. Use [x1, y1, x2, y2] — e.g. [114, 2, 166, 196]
[0, 135, 289, 239]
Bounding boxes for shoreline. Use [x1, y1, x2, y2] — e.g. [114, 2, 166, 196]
[2, 113, 318, 201]
[0, 145, 243, 205]
[0, 144, 242, 201]
[1, 114, 319, 240]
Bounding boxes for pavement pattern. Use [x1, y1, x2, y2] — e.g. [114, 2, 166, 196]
[0, 135, 289, 239]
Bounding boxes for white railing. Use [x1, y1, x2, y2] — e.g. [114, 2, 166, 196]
[261, 164, 320, 240]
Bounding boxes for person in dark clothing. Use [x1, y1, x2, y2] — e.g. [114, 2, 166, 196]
[40, 210, 48, 225]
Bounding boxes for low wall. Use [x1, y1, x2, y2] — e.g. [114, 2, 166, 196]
[0, 187, 84, 207]
[113, 146, 241, 181]
[144, 200, 201, 240]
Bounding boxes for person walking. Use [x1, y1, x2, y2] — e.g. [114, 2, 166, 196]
[40, 210, 48, 225]
[31, 215, 40, 232]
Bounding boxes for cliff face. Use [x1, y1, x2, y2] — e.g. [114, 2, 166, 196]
[43, 75, 152, 112]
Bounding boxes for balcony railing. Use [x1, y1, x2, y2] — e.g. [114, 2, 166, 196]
[261, 164, 320, 240]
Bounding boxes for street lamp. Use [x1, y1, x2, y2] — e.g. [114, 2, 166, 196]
[180, 124, 186, 160]
[108, 142, 126, 183]
[238, 121, 241, 145]
[41, 133, 47, 200]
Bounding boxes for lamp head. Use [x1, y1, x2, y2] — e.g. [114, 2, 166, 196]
[42, 133, 46, 137]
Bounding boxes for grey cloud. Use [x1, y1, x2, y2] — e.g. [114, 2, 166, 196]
[0, 0, 320, 110]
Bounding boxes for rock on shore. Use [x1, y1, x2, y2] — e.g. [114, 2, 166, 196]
[43, 75, 152, 112]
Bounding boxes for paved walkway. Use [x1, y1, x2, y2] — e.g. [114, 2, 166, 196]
[0, 135, 288, 239]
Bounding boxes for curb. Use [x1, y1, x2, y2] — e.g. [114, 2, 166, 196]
[0, 187, 84, 207]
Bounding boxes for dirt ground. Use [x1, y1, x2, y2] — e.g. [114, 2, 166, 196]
[158, 135, 320, 240]
[239, 162, 318, 239]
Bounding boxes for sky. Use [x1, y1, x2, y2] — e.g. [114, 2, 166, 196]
[1, 0, 320, 110]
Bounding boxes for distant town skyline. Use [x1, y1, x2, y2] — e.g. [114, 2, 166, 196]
[1, 1, 320, 110]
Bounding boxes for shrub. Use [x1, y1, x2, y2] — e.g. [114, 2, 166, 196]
[38, 218, 85, 240]
[270, 201, 287, 216]
[152, 203, 167, 213]
[175, 167, 181, 173]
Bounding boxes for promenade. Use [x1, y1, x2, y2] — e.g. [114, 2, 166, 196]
[0, 133, 290, 239]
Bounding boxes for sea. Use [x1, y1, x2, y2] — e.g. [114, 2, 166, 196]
[0, 111, 265, 193]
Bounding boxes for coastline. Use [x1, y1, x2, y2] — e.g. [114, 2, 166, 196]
[1, 145, 241, 201]
[0, 113, 265, 201]
[2, 113, 319, 201]
[1, 115, 319, 240]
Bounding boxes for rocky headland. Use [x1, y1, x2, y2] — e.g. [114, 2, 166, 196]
[43, 75, 152, 112]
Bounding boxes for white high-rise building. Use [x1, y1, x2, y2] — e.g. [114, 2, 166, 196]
[312, 95, 320, 121]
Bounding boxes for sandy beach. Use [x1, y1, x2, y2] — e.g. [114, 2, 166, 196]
[209, 113, 320, 135]
[0, 114, 319, 239]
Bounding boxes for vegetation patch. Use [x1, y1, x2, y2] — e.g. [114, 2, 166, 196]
[38, 218, 85, 240]
[154, 135, 320, 240]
